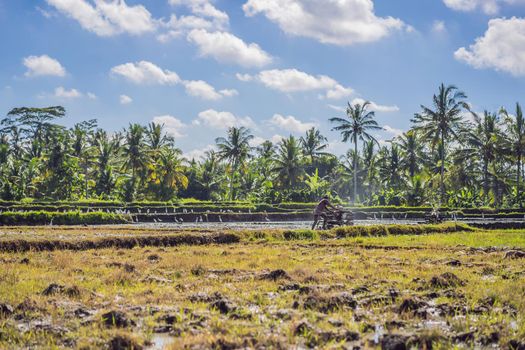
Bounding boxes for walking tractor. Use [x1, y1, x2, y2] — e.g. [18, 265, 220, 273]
[314, 207, 354, 230]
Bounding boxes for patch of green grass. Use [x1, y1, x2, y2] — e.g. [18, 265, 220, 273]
[0, 211, 131, 225]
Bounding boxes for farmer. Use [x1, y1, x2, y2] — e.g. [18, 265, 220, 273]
[312, 195, 336, 230]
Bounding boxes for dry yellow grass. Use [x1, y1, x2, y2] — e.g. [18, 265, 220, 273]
[0, 226, 524, 349]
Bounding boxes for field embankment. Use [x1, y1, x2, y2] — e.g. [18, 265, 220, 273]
[2, 200, 525, 225]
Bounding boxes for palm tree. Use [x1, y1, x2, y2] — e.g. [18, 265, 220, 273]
[255, 141, 275, 183]
[299, 127, 330, 169]
[397, 130, 425, 178]
[121, 124, 148, 189]
[378, 144, 403, 191]
[151, 148, 188, 200]
[94, 132, 119, 197]
[145, 122, 174, 161]
[335, 149, 361, 200]
[197, 151, 222, 200]
[458, 111, 502, 203]
[272, 135, 303, 188]
[215, 127, 253, 200]
[362, 140, 378, 200]
[330, 101, 382, 203]
[501, 103, 525, 206]
[411, 84, 469, 204]
[71, 120, 97, 198]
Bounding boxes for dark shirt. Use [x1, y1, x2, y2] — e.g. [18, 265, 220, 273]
[314, 199, 331, 215]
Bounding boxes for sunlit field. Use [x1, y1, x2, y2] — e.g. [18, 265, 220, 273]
[1, 224, 524, 349]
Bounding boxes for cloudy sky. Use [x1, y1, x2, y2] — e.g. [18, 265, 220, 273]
[1, 0, 525, 158]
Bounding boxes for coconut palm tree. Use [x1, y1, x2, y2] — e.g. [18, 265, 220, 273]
[458, 111, 502, 203]
[71, 120, 97, 198]
[411, 84, 469, 204]
[272, 136, 304, 188]
[145, 122, 174, 161]
[362, 140, 379, 200]
[397, 130, 425, 178]
[121, 124, 148, 192]
[151, 148, 188, 200]
[299, 127, 330, 169]
[197, 151, 222, 200]
[378, 144, 403, 191]
[94, 132, 119, 197]
[501, 103, 525, 206]
[215, 127, 253, 200]
[330, 101, 382, 203]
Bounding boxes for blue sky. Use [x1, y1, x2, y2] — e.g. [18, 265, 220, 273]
[1, 0, 525, 158]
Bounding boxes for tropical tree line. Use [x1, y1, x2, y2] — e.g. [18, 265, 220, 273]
[0, 83, 524, 208]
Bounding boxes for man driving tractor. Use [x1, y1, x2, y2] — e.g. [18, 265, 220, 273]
[312, 195, 336, 230]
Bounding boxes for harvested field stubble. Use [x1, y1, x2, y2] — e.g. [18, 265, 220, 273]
[0, 225, 524, 349]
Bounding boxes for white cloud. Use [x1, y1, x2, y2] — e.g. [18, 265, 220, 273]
[187, 29, 273, 67]
[256, 69, 335, 92]
[182, 80, 237, 100]
[432, 20, 446, 34]
[45, 0, 156, 36]
[110, 61, 180, 85]
[268, 114, 316, 133]
[350, 98, 400, 113]
[54, 86, 82, 98]
[442, 0, 525, 14]
[270, 134, 285, 144]
[239, 68, 353, 99]
[184, 144, 216, 160]
[235, 73, 254, 82]
[87, 92, 97, 99]
[111, 61, 236, 100]
[169, 0, 229, 27]
[327, 104, 346, 112]
[249, 136, 266, 147]
[183, 80, 222, 100]
[324, 84, 354, 100]
[383, 125, 403, 137]
[158, 1, 228, 43]
[119, 94, 133, 104]
[243, 0, 406, 46]
[37, 6, 56, 18]
[454, 17, 525, 76]
[444, 0, 498, 14]
[168, 14, 215, 30]
[23, 55, 66, 77]
[219, 89, 239, 97]
[196, 109, 255, 129]
[157, 30, 182, 43]
[152, 115, 187, 138]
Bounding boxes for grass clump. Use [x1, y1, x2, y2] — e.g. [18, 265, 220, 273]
[283, 229, 319, 241]
[333, 222, 473, 238]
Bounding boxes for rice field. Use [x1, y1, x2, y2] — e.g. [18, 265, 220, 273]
[0, 224, 524, 349]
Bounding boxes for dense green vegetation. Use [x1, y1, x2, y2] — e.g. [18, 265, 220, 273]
[0, 211, 130, 225]
[1, 84, 525, 208]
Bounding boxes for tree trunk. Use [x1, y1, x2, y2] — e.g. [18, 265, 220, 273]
[483, 161, 488, 204]
[84, 161, 89, 199]
[518, 153, 521, 208]
[229, 160, 236, 201]
[353, 138, 358, 204]
[440, 133, 445, 206]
